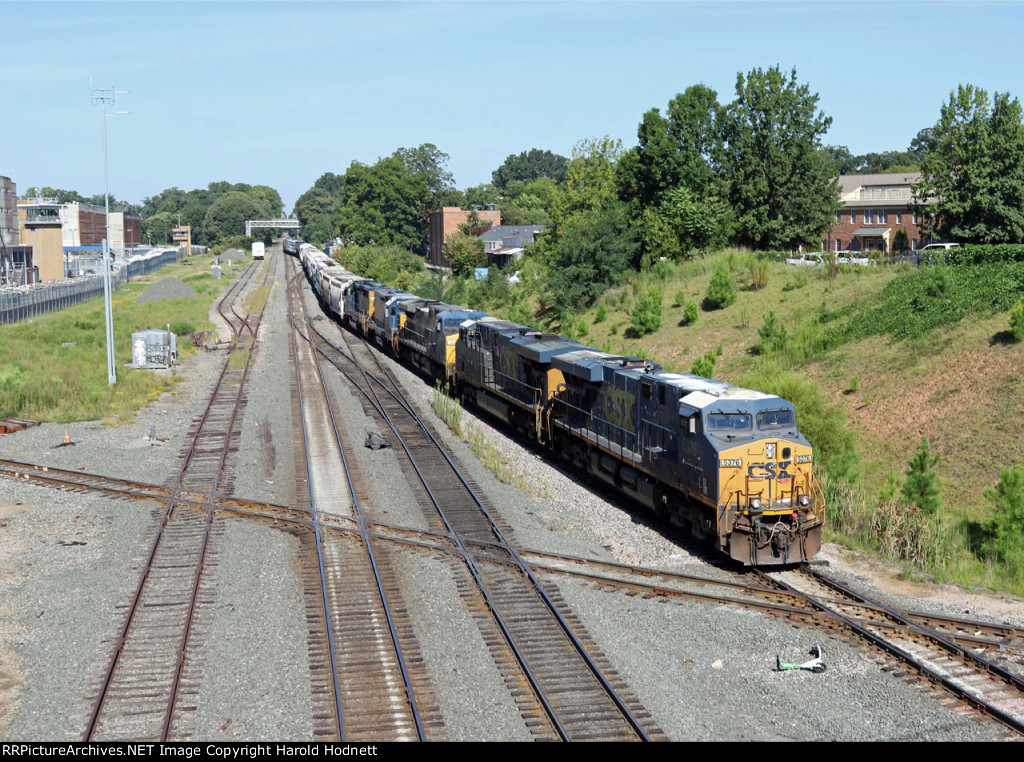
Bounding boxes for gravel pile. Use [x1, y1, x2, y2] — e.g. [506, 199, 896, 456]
[1, 249, 1020, 742]
[134, 276, 198, 304]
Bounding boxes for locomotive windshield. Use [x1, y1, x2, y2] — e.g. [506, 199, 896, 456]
[706, 412, 752, 432]
[757, 409, 796, 430]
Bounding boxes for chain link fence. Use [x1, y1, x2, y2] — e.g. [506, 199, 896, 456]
[0, 248, 181, 324]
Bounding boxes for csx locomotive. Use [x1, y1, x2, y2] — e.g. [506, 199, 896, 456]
[291, 240, 824, 565]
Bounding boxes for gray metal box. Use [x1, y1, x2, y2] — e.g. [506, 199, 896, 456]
[131, 328, 178, 369]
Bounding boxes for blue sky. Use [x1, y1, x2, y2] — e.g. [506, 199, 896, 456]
[5, 0, 1024, 211]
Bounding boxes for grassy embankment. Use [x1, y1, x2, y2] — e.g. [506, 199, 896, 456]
[564, 251, 1024, 593]
[0, 251, 250, 424]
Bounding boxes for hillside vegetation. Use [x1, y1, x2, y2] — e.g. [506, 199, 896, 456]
[405, 249, 1023, 593]
[579, 253, 1024, 592]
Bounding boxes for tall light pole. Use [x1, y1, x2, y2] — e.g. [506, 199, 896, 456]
[90, 81, 129, 386]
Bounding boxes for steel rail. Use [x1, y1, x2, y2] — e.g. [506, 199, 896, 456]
[294, 283, 652, 741]
[289, 272, 426, 741]
[83, 259, 265, 741]
[760, 566, 1024, 735]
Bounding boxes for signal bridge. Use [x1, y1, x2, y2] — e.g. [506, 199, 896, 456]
[245, 219, 300, 237]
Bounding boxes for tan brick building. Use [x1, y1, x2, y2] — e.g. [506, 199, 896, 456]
[17, 199, 140, 281]
[824, 172, 931, 254]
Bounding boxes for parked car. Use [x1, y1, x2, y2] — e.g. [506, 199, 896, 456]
[836, 250, 872, 266]
[785, 253, 825, 266]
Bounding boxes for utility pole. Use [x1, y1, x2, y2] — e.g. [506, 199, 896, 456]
[90, 80, 129, 386]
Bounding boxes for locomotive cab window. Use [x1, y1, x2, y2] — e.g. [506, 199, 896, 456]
[756, 409, 795, 430]
[706, 412, 752, 432]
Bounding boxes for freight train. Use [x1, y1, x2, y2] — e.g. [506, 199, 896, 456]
[290, 241, 824, 566]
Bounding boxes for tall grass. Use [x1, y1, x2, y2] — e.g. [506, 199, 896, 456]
[0, 257, 228, 422]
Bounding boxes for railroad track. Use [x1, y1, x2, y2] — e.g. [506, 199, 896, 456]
[761, 565, 1024, 735]
[286, 258, 436, 741]
[5, 450, 1024, 738]
[81, 257, 271, 741]
[288, 257, 663, 741]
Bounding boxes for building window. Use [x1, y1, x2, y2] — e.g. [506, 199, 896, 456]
[835, 211, 841, 223]
[835, 239, 841, 252]
[865, 209, 874, 224]
[913, 213, 918, 225]
[850, 209, 856, 224]
[879, 209, 888, 224]
[896, 211, 902, 224]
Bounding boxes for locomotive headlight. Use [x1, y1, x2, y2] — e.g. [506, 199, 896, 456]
[749, 498, 762, 511]
[765, 442, 776, 459]
[798, 494, 810, 507]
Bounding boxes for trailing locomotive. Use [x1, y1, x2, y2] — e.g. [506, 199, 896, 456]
[290, 241, 824, 566]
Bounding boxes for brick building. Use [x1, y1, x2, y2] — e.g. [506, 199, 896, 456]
[824, 172, 932, 254]
[428, 207, 501, 267]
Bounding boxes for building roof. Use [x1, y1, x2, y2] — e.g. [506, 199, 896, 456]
[837, 172, 921, 193]
[479, 224, 545, 242]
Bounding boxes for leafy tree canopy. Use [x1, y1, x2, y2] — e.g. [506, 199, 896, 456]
[203, 191, 272, 243]
[617, 84, 723, 209]
[914, 84, 1024, 243]
[721, 66, 839, 250]
[492, 148, 568, 190]
[554, 136, 624, 228]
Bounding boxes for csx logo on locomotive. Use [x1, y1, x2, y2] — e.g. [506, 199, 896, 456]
[747, 460, 792, 480]
[603, 386, 636, 432]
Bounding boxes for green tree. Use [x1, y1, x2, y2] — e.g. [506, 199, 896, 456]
[902, 437, 941, 515]
[720, 66, 839, 249]
[914, 84, 1024, 243]
[704, 265, 736, 310]
[553, 136, 623, 227]
[500, 176, 559, 225]
[681, 299, 699, 326]
[334, 157, 425, 250]
[617, 84, 723, 210]
[980, 467, 1024, 564]
[630, 286, 663, 336]
[639, 186, 730, 259]
[334, 244, 424, 285]
[1010, 300, 1024, 341]
[492, 148, 568, 190]
[691, 350, 716, 378]
[542, 202, 635, 319]
[753, 310, 789, 355]
[445, 230, 486, 277]
[203, 191, 268, 243]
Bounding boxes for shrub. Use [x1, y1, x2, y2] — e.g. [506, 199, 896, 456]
[594, 303, 607, 323]
[902, 437, 941, 515]
[630, 286, 663, 336]
[691, 351, 716, 378]
[753, 310, 789, 355]
[674, 289, 686, 308]
[1010, 299, 1024, 341]
[681, 299, 699, 326]
[704, 265, 736, 310]
[979, 467, 1024, 565]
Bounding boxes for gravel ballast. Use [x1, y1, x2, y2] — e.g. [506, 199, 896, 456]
[1, 248, 1021, 742]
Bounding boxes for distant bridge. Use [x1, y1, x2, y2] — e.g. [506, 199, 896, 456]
[245, 219, 300, 237]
